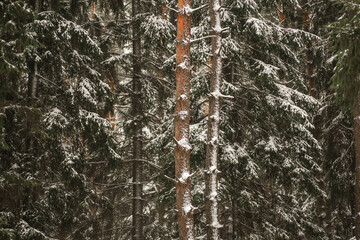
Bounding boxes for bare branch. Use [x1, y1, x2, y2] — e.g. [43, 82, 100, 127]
[191, 35, 216, 44]
[165, 5, 178, 13]
[164, 175, 177, 183]
[191, 3, 209, 12]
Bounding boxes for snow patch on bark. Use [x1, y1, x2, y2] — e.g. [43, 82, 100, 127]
[177, 138, 192, 151]
[178, 110, 188, 120]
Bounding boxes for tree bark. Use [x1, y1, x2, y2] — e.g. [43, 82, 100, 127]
[174, 0, 194, 239]
[300, 3, 329, 235]
[131, 0, 143, 238]
[354, 88, 360, 239]
[27, 61, 38, 99]
[28, 0, 39, 99]
[157, 4, 168, 119]
[302, 1, 315, 98]
[205, 0, 223, 239]
[277, 1, 285, 26]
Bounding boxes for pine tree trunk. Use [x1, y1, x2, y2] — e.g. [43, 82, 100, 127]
[28, 0, 39, 99]
[205, 0, 223, 239]
[131, 0, 143, 237]
[277, 1, 285, 26]
[27, 62, 37, 99]
[354, 88, 360, 239]
[174, 0, 194, 239]
[302, 1, 315, 98]
[301, 2, 329, 234]
[32, 62, 37, 98]
[157, 4, 167, 119]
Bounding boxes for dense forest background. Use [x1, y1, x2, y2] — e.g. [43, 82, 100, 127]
[1, 0, 360, 239]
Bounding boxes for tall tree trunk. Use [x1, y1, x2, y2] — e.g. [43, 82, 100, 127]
[174, 0, 194, 239]
[205, 0, 223, 239]
[302, 4, 330, 236]
[28, 0, 39, 99]
[301, 2, 328, 233]
[277, 1, 285, 26]
[302, 1, 315, 98]
[354, 88, 360, 239]
[31, 61, 38, 99]
[157, 4, 168, 119]
[27, 60, 38, 103]
[131, 0, 143, 238]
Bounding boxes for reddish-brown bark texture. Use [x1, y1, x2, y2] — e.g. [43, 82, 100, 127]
[278, 1, 285, 24]
[174, 0, 194, 239]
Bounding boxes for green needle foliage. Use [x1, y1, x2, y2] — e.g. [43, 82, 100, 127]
[330, 0, 360, 110]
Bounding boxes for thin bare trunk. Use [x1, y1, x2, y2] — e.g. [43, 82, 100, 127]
[157, 4, 168, 119]
[131, 0, 143, 238]
[302, 1, 315, 98]
[354, 88, 360, 239]
[205, 0, 223, 239]
[28, 62, 38, 99]
[29, 0, 39, 99]
[174, 0, 194, 238]
[300, 4, 329, 236]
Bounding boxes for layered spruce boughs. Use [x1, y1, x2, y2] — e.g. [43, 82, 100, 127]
[0, 0, 358, 239]
[1, 1, 119, 239]
[330, 0, 360, 110]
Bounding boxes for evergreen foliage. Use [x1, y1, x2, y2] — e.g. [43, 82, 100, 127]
[330, 0, 360, 110]
[1, 1, 119, 239]
[0, 0, 358, 239]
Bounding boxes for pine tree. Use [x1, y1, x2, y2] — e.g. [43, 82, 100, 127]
[1, 1, 120, 239]
[174, 0, 195, 238]
[214, 0, 323, 238]
[205, 0, 225, 238]
[299, 1, 355, 238]
[329, 0, 360, 238]
[131, 0, 144, 237]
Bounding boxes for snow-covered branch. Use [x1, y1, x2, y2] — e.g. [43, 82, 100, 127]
[191, 35, 216, 44]
[191, 4, 209, 12]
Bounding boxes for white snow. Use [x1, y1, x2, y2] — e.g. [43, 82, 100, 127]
[141, 14, 175, 39]
[180, 4, 193, 15]
[264, 136, 278, 152]
[179, 94, 187, 100]
[43, 108, 68, 130]
[183, 204, 192, 214]
[178, 110, 188, 120]
[177, 138, 192, 151]
[78, 78, 98, 105]
[179, 171, 191, 183]
[178, 59, 190, 70]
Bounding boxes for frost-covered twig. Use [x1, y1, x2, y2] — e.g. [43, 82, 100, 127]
[191, 35, 216, 44]
[165, 5, 178, 13]
[191, 3, 209, 12]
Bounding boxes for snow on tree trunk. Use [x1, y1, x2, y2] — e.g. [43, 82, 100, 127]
[174, 0, 194, 239]
[132, 0, 143, 238]
[205, 0, 223, 239]
[354, 87, 360, 240]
